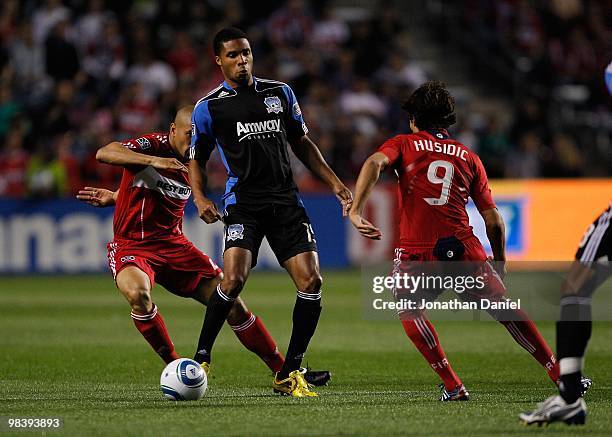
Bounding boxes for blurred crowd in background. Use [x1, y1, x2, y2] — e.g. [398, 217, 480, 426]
[0, 0, 609, 199]
[436, 0, 611, 178]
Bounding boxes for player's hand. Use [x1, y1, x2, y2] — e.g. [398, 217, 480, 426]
[333, 184, 353, 217]
[487, 256, 507, 280]
[151, 157, 188, 172]
[76, 187, 115, 207]
[349, 212, 382, 240]
[195, 197, 223, 224]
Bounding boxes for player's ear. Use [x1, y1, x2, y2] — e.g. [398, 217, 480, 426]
[215, 56, 221, 66]
[170, 122, 176, 135]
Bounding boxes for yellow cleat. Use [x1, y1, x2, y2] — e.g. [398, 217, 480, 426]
[273, 368, 318, 397]
[200, 362, 210, 377]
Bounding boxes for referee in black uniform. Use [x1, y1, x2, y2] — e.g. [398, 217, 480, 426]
[188, 27, 352, 397]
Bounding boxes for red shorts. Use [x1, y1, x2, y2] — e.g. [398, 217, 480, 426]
[396, 236, 488, 262]
[107, 236, 222, 297]
[393, 236, 506, 304]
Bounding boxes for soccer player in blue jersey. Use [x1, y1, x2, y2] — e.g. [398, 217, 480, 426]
[188, 27, 353, 397]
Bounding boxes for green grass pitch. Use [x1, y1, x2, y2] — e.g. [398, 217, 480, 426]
[1, 271, 611, 435]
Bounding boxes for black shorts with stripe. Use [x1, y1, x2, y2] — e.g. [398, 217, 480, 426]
[575, 205, 612, 263]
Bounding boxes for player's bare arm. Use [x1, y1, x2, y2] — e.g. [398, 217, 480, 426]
[291, 135, 353, 216]
[76, 186, 118, 207]
[480, 207, 507, 278]
[96, 142, 188, 172]
[188, 159, 222, 224]
[348, 152, 389, 240]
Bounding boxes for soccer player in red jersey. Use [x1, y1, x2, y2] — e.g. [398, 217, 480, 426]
[349, 81, 563, 400]
[77, 106, 330, 384]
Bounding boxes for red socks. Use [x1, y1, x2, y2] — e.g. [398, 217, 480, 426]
[230, 313, 285, 373]
[401, 315, 463, 390]
[130, 304, 284, 372]
[131, 304, 180, 364]
[402, 307, 560, 388]
[499, 312, 560, 382]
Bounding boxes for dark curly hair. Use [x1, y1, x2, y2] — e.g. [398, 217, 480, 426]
[213, 27, 249, 56]
[401, 81, 456, 130]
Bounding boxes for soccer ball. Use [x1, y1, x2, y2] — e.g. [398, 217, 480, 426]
[160, 358, 207, 401]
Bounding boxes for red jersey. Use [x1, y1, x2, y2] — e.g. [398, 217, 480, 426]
[0, 149, 29, 197]
[378, 129, 495, 247]
[113, 132, 191, 241]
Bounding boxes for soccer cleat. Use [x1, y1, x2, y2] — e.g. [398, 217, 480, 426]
[303, 368, 331, 386]
[556, 375, 593, 397]
[519, 395, 586, 426]
[200, 362, 210, 377]
[438, 383, 470, 401]
[273, 368, 318, 397]
[580, 376, 592, 396]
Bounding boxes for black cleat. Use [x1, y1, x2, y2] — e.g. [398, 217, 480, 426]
[580, 376, 593, 396]
[303, 369, 331, 386]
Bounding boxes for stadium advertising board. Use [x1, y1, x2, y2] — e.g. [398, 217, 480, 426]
[0, 180, 610, 274]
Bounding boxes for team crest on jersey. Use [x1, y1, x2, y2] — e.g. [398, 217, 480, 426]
[227, 224, 245, 241]
[264, 96, 283, 114]
[136, 137, 151, 149]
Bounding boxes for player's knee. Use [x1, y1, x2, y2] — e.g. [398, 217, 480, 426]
[122, 285, 152, 312]
[560, 276, 579, 296]
[398, 308, 423, 321]
[221, 275, 246, 297]
[299, 273, 322, 294]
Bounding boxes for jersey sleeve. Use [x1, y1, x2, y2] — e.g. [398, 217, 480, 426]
[281, 84, 308, 141]
[121, 133, 162, 156]
[470, 155, 496, 211]
[188, 100, 216, 162]
[377, 135, 404, 166]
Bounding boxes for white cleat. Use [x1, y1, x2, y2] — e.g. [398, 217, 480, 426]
[519, 395, 586, 426]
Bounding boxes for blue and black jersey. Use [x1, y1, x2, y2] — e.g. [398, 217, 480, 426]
[189, 77, 308, 208]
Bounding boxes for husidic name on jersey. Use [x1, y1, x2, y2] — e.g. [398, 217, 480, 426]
[413, 138, 469, 161]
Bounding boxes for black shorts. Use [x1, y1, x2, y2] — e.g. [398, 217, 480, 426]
[571, 206, 611, 294]
[575, 205, 611, 264]
[223, 202, 318, 267]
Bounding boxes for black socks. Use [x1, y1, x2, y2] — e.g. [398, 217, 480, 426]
[194, 284, 235, 364]
[278, 291, 322, 379]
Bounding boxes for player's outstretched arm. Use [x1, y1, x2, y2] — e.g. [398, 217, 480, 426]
[291, 135, 352, 215]
[480, 208, 507, 278]
[96, 142, 188, 171]
[348, 152, 388, 240]
[188, 159, 222, 224]
[76, 186, 118, 207]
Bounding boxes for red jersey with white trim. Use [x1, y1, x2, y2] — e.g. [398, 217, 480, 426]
[113, 132, 191, 241]
[378, 129, 496, 247]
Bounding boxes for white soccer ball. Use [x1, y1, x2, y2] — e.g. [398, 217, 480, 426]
[160, 358, 207, 401]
